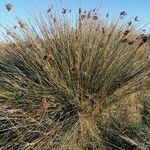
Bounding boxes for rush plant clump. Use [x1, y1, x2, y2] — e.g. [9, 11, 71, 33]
[0, 3, 150, 150]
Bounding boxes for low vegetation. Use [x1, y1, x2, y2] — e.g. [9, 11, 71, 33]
[0, 3, 150, 150]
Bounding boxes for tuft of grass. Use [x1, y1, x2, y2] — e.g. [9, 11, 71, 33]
[0, 4, 150, 150]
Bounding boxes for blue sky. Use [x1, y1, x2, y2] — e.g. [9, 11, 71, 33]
[0, 0, 150, 31]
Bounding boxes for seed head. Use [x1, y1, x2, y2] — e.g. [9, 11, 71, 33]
[53, 17, 56, 23]
[81, 14, 86, 20]
[46, 54, 54, 62]
[18, 21, 25, 28]
[93, 15, 98, 20]
[13, 26, 17, 29]
[79, 8, 82, 14]
[137, 42, 144, 49]
[12, 43, 17, 48]
[106, 13, 109, 18]
[44, 55, 48, 60]
[120, 11, 127, 16]
[87, 11, 91, 19]
[84, 94, 91, 100]
[47, 8, 52, 13]
[71, 67, 76, 72]
[142, 29, 146, 32]
[123, 30, 130, 36]
[6, 3, 13, 11]
[128, 41, 135, 45]
[128, 21, 132, 26]
[93, 9, 96, 12]
[141, 36, 148, 43]
[122, 38, 128, 43]
[62, 8, 67, 14]
[134, 16, 139, 21]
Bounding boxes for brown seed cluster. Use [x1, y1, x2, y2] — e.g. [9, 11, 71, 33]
[44, 54, 54, 63]
[120, 11, 127, 16]
[62, 8, 67, 14]
[134, 16, 139, 21]
[47, 5, 53, 12]
[6, 3, 13, 11]
[13, 26, 17, 29]
[47, 8, 52, 13]
[106, 13, 109, 18]
[128, 21, 132, 26]
[93, 15, 98, 20]
[135, 35, 149, 48]
[141, 35, 149, 43]
[79, 8, 82, 14]
[84, 94, 91, 100]
[120, 11, 127, 19]
[123, 30, 130, 36]
[18, 21, 25, 28]
[71, 67, 76, 73]
[128, 41, 135, 45]
[79, 8, 98, 21]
